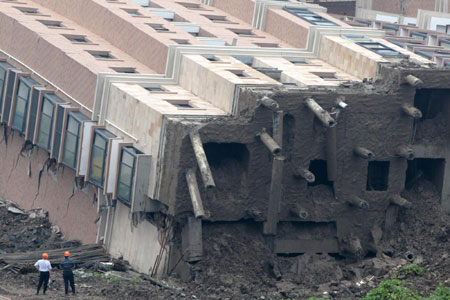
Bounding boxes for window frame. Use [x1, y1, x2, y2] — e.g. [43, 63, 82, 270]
[88, 128, 116, 188]
[0, 62, 14, 119]
[116, 146, 142, 206]
[61, 111, 89, 170]
[11, 77, 37, 133]
[36, 94, 65, 151]
[283, 7, 338, 27]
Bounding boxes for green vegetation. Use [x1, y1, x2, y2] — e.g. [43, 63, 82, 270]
[93, 271, 104, 278]
[131, 276, 143, 285]
[361, 280, 420, 300]
[397, 264, 425, 277]
[360, 280, 450, 300]
[107, 274, 119, 284]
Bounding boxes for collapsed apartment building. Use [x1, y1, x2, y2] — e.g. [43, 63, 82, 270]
[0, 0, 448, 278]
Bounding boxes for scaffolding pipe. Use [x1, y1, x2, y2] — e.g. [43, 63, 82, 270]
[346, 195, 369, 210]
[304, 97, 336, 128]
[390, 195, 412, 208]
[402, 104, 422, 119]
[257, 129, 281, 155]
[272, 110, 284, 149]
[263, 156, 285, 235]
[326, 112, 337, 181]
[396, 145, 415, 160]
[405, 75, 424, 89]
[259, 96, 280, 111]
[353, 146, 375, 160]
[293, 167, 315, 183]
[185, 169, 206, 218]
[189, 130, 216, 188]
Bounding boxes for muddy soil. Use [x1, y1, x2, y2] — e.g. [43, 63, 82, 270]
[1, 178, 450, 300]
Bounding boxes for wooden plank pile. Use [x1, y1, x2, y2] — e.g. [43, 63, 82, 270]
[0, 244, 109, 273]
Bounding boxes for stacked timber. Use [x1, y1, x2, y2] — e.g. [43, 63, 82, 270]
[0, 244, 108, 273]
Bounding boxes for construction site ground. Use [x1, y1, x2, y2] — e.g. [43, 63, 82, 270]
[1, 178, 450, 299]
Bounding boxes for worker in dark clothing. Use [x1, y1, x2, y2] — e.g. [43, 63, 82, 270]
[60, 251, 76, 295]
[34, 253, 52, 295]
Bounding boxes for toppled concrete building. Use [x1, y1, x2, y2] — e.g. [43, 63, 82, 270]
[0, 0, 448, 278]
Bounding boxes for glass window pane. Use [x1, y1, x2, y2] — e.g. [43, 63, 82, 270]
[117, 182, 131, 202]
[119, 164, 133, 185]
[67, 117, 78, 134]
[122, 151, 134, 167]
[37, 114, 52, 149]
[63, 116, 81, 169]
[94, 134, 107, 149]
[17, 82, 30, 100]
[13, 98, 27, 131]
[42, 99, 54, 116]
[90, 145, 105, 183]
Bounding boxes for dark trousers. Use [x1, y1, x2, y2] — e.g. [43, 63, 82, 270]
[36, 271, 50, 294]
[63, 272, 75, 294]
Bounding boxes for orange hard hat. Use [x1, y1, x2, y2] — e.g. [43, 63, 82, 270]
[42, 253, 48, 259]
[64, 251, 70, 257]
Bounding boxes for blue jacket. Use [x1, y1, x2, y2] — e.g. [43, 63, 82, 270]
[60, 258, 75, 274]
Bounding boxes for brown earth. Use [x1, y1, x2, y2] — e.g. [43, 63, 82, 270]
[1, 178, 450, 300]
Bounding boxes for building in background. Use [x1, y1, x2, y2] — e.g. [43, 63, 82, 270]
[0, 0, 449, 279]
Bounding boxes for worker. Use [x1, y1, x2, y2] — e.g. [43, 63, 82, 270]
[34, 253, 52, 295]
[60, 251, 76, 295]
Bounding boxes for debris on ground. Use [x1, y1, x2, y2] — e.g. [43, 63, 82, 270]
[1, 179, 450, 299]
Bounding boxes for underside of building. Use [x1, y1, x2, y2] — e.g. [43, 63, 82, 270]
[0, 0, 449, 281]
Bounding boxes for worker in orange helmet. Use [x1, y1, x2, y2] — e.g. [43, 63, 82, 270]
[60, 251, 76, 295]
[34, 253, 52, 295]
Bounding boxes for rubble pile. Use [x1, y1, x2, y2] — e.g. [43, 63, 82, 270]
[1, 179, 450, 299]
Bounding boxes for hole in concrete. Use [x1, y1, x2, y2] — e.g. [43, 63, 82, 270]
[366, 161, 390, 191]
[405, 158, 445, 192]
[204, 142, 249, 168]
[308, 160, 333, 187]
[414, 89, 450, 120]
[364, 250, 377, 259]
[203, 143, 249, 189]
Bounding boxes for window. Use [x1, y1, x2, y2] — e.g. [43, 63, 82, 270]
[89, 128, 116, 187]
[63, 34, 88, 43]
[439, 39, 450, 50]
[289, 58, 308, 65]
[0, 61, 14, 118]
[144, 86, 166, 92]
[148, 23, 169, 32]
[87, 50, 115, 59]
[254, 42, 279, 48]
[411, 31, 427, 41]
[62, 111, 89, 169]
[147, 8, 175, 21]
[366, 161, 390, 191]
[177, 2, 201, 9]
[122, 8, 142, 16]
[15, 6, 39, 14]
[283, 7, 338, 27]
[174, 23, 200, 36]
[202, 54, 220, 62]
[172, 39, 190, 45]
[203, 14, 228, 22]
[38, 20, 63, 27]
[228, 69, 249, 77]
[36, 94, 64, 151]
[110, 67, 137, 73]
[308, 160, 333, 186]
[12, 77, 37, 133]
[344, 35, 407, 58]
[117, 146, 142, 205]
[229, 28, 254, 36]
[312, 72, 338, 80]
[165, 99, 194, 108]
